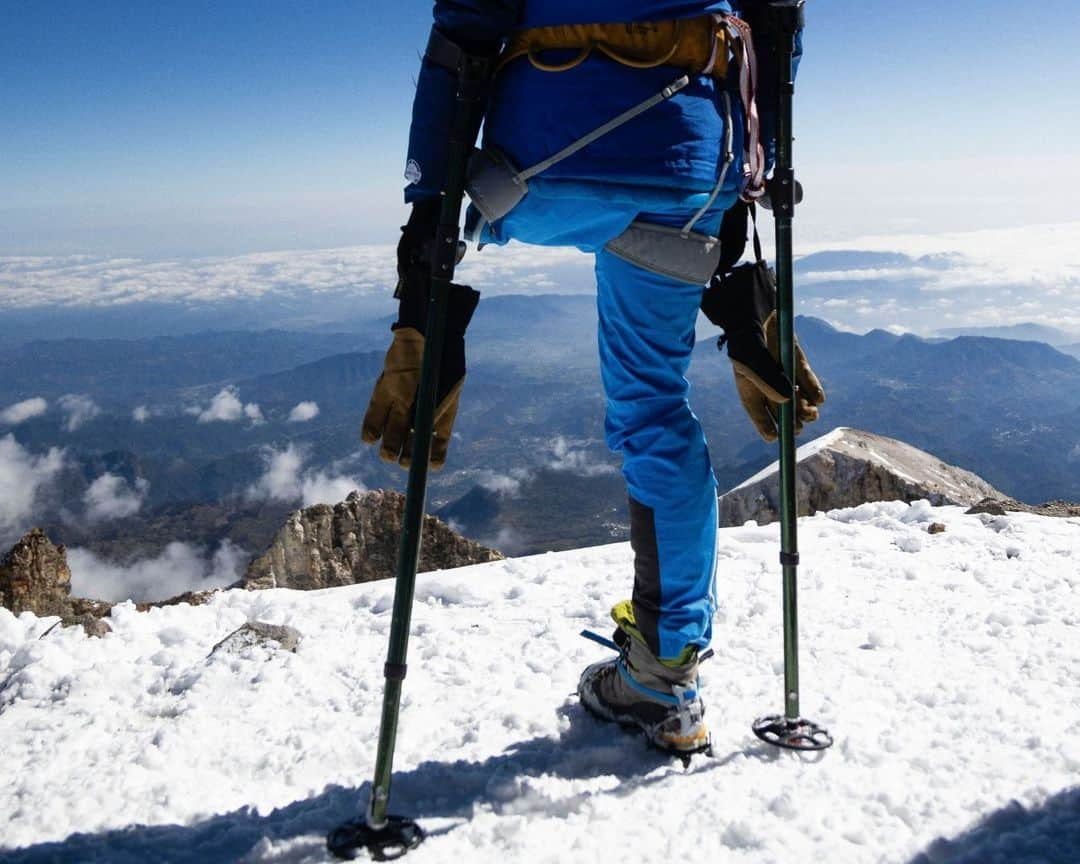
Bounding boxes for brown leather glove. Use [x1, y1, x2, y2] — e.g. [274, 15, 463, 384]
[732, 310, 825, 442]
[360, 201, 479, 469]
[701, 258, 825, 442]
[361, 327, 469, 469]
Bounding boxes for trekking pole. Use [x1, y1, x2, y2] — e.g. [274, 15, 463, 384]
[327, 40, 492, 860]
[751, 0, 832, 752]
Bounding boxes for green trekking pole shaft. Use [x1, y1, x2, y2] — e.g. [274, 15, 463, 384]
[752, 0, 831, 752]
[772, 1, 802, 724]
[366, 51, 488, 830]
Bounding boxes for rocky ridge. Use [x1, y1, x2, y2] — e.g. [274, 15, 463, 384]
[243, 489, 503, 590]
[1, 490, 503, 632]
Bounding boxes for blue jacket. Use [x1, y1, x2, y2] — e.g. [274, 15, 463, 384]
[405, 1, 799, 210]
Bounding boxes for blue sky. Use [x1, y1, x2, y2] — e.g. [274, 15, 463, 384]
[2, 0, 1078, 257]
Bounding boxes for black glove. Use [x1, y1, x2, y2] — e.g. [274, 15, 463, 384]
[361, 201, 479, 469]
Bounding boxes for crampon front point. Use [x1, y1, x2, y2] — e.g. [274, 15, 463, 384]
[326, 815, 424, 861]
[752, 714, 833, 751]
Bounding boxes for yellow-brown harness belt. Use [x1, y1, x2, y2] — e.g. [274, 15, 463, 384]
[499, 17, 730, 79]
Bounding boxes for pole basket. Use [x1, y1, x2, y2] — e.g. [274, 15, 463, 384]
[752, 714, 833, 751]
[327, 816, 425, 861]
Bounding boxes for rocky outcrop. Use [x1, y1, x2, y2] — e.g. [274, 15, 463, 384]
[243, 489, 503, 590]
[0, 528, 74, 617]
[966, 497, 1080, 518]
[720, 427, 1006, 527]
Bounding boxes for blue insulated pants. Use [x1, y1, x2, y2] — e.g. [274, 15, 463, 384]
[595, 232, 719, 661]
[475, 184, 730, 661]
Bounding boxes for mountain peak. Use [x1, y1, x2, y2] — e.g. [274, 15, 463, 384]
[720, 427, 1004, 527]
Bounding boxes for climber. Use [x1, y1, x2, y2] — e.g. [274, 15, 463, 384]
[360, 0, 825, 755]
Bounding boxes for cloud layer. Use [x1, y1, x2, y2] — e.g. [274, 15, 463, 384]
[793, 222, 1080, 336]
[68, 540, 246, 603]
[3, 223, 1078, 339]
[0, 242, 591, 310]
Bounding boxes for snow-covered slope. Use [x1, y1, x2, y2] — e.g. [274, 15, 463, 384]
[1, 501, 1078, 863]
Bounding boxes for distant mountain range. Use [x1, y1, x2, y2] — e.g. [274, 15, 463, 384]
[3, 296, 1078, 558]
[931, 323, 1076, 346]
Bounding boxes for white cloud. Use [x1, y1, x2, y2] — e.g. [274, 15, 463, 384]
[287, 401, 320, 423]
[246, 444, 364, 507]
[478, 526, 525, 556]
[196, 388, 262, 425]
[57, 394, 101, 432]
[132, 406, 150, 422]
[545, 436, 618, 477]
[67, 539, 246, 603]
[0, 435, 65, 539]
[475, 469, 531, 497]
[0, 397, 48, 425]
[299, 471, 360, 507]
[197, 388, 244, 423]
[83, 473, 148, 522]
[243, 403, 265, 425]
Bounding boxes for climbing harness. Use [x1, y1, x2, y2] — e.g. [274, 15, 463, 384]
[500, 17, 730, 79]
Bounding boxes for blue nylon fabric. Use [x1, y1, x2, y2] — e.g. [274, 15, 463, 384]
[594, 210, 722, 657]
[472, 186, 729, 655]
[482, 62, 736, 195]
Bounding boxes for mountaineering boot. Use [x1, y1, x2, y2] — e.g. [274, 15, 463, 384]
[578, 602, 709, 755]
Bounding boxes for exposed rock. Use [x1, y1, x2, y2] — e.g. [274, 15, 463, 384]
[928, 522, 947, 535]
[720, 427, 1006, 527]
[243, 489, 503, 590]
[965, 497, 1080, 518]
[210, 621, 301, 656]
[0, 529, 74, 617]
[69, 597, 113, 618]
[136, 589, 221, 612]
[67, 614, 112, 638]
[966, 498, 1009, 516]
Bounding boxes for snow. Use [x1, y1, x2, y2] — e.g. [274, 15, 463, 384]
[1, 501, 1078, 863]
[731, 426, 851, 491]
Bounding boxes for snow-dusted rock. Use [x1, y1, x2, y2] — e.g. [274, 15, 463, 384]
[720, 427, 1004, 527]
[210, 621, 301, 656]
